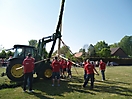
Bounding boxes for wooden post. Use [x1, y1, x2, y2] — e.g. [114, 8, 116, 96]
[57, 0, 64, 57]
[57, 23, 62, 57]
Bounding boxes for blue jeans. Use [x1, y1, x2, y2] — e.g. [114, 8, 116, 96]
[83, 73, 94, 88]
[23, 72, 33, 91]
[101, 70, 105, 80]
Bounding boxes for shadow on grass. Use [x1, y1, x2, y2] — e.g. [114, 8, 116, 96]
[1, 75, 131, 98]
[94, 80, 132, 97]
[31, 76, 95, 98]
[96, 79, 131, 85]
[28, 92, 54, 99]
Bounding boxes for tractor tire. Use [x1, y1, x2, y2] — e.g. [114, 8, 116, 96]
[6, 59, 24, 81]
[37, 62, 52, 79]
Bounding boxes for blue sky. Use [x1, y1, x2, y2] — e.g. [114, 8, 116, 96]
[0, 0, 132, 53]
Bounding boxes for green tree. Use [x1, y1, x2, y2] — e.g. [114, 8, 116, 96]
[28, 39, 38, 47]
[109, 43, 119, 48]
[119, 36, 132, 56]
[88, 44, 96, 57]
[65, 50, 73, 60]
[53, 45, 71, 57]
[0, 50, 6, 58]
[94, 41, 110, 57]
[60, 46, 69, 55]
[100, 48, 111, 57]
[6, 51, 14, 58]
[79, 48, 84, 52]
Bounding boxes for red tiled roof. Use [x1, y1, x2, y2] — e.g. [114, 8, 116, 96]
[74, 52, 83, 57]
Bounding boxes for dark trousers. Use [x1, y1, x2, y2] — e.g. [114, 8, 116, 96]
[68, 69, 71, 75]
[23, 72, 33, 91]
[84, 70, 87, 80]
[101, 70, 105, 80]
[83, 73, 94, 88]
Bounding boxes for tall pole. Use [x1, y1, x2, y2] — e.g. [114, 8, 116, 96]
[57, 22, 62, 57]
[48, 0, 65, 59]
[57, 0, 65, 57]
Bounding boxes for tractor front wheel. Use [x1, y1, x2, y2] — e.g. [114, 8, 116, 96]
[6, 59, 24, 81]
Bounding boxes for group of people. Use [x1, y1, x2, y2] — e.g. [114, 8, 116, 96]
[83, 59, 106, 89]
[22, 54, 73, 92]
[22, 53, 106, 92]
[51, 57, 73, 86]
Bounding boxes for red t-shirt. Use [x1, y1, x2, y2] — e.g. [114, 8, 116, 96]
[67, 60, 73, 69]
[83, 62, 87, 70]
[23, 57, 35, 73]
[85, 63, 94, 74]
[99, 62, 106, 70]
[52, 60, 60, 72]
[59, 60, 63, 69]
[61, 60, 67, 69]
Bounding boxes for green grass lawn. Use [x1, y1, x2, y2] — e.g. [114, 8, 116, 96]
[0, 66, 132, 99]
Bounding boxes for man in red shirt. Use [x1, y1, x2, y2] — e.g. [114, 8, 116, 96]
[99, 59, 106, 81]
[67, 58, 73, 78]
[52, 57, 61, 86]
[23, 53, 35, 92]
[83, 59, 99, 89]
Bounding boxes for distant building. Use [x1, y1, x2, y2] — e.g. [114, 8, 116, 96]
[110, 47, 128, 58]
[74, 47, 128, 58]
[74, 52, 83, 57]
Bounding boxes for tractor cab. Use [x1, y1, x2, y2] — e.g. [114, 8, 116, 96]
[5, 45, 37, 81]
[13, 45, 36, 59]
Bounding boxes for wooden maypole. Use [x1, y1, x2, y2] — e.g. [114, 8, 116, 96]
[57, 0, 65, 57]
[48, 0, 65, 59]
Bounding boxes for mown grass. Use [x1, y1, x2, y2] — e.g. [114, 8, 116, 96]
[0, 66, 132, 99]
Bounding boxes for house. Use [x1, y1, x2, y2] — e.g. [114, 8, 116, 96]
[74, 52, 83, 57]
[74, 47, 128, 58]
[110, 47, 128, 58]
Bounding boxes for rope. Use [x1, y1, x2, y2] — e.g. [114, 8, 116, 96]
[60, 39, 81, 76]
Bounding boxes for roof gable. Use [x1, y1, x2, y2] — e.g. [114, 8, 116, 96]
[110, 47, 128, 58]
[110, 47, 120, 55]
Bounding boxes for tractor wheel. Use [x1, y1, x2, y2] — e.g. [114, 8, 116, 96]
[6, 59, 24, 81]
[43, 66, 52, 79]
[38, 63, 52, 79]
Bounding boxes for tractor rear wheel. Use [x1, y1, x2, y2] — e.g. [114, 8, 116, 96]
[43, 66, 52, 79]
[38, 63, 52, 79]
[6, 59, 24, 81]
